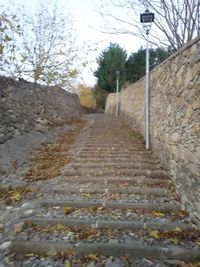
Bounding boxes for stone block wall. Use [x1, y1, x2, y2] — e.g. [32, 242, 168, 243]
[105, 36, 200, 223]
[0, 76, 80, 144]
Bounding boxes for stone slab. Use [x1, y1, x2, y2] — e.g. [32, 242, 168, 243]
[39, 200, 181, 210]
[25, 217, 193, 231]
[10, 240, 200, 260]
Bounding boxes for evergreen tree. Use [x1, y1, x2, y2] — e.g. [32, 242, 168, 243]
[126, 47, 169, 83]
[94, 43, 127, 93]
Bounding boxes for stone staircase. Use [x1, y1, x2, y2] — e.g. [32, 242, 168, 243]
[7, 115, 200, 266]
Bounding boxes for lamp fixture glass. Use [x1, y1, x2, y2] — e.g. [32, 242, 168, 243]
[140, 9, 155, 24]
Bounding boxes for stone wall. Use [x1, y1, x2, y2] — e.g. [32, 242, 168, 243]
[105, 36, 200, 223]
[0, 76, 80, 144]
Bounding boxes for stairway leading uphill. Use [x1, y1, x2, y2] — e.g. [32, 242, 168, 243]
[7, 114, 200, 266]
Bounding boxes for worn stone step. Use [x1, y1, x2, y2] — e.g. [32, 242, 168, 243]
[31, 203, 189, 224]
[11, 240, 200, 260]
[24, 217, 192, 231]
[13, 220, 198, 252]
[84, 140, 143, 144]
[78, 152, 155, 158]
[42, 190, 179, 204]
[79, 147, 151, 152]
[73, 158, 160, 164]
[87, 140, 142, 144]
[77, 149, 154, 154]
[56, 177, 172, 186]
[68, 162, 161, 170]
[80, 149, 147, 154]
[83, 145, 144, 150]
[38, 200, 181, 210]
[53, 186, 172, 196]
[84, 143, 143, 147]
[62, 169, 169, 179]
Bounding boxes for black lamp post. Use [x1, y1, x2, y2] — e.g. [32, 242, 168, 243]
[140, 9, 155, 150]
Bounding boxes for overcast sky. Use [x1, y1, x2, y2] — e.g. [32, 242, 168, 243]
[2, 0, 144, 86]
[64, 0, 144, 85]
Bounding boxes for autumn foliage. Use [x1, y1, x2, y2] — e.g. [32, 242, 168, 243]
[79, 85, 96, 109]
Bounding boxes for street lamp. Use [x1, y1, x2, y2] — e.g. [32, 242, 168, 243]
[115, 70, 120, 117]
[140, 9, 155, 150]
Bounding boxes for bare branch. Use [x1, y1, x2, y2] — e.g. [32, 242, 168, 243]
[97, 0, 199, 50]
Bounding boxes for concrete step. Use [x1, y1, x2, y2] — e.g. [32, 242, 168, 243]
[87, 139, 142, 144]
[55, 177, 172, 186]
[80, 149, 147, 154]
[38, 200, 181, 211]
[53, 186, 172, 196]
[73, 158, 160, 164]
[62, 169, 169, 179]
[11, 240, 200, 260]
[22, 216, 192, 231]
[68, 162, 161, 170]
[78, 151, 154, 158]
[84, 145, 143, 148]
[83, 145, 144, 150]
[41, 194, 179, 205]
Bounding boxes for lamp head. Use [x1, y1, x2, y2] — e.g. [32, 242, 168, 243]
[116, 70, 120, 78]
[140, 9, 155, 24]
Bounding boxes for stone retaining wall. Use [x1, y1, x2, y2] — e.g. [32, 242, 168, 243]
[105, 36, 200, 223]
[0, 76, 80, 144]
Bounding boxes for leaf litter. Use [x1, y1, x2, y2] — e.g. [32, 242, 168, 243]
[60, 206, 189, 221]
[0, 186, 32, 205]
[147, 227, 200, 245]
[17, 220, 200, 247]
[0, 120, 84, 205]
[12, 250, 133, 267]
[24, 120, 84, 181]
[18, 222, 116, 241]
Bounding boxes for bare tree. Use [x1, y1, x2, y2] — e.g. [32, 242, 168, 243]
[0, 2, 91, 89]
[98, 0, 199, 50]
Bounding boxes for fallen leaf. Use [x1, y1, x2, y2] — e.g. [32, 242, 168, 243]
[86, 263, 96, 267]
[46, 250, 57, 257]
[174, 226, 183, 233]
[54, 224, 65, 231]
[63, 207, 76, 215]
[10, 191, 21, 201]
[149, 230, 160, 239]
[98, 206, 106, 211]
[24, 253, 34, 257]
[87, 254, 100, 262]
[169, 237, 179, 245]
[14, 222, 25, 233]
[83, 193, 91, 199]
[64, 260, 71, 267]
[0, 186, 31, 205]
[153, 212, 165, 218]
[66, 231, 75, 239]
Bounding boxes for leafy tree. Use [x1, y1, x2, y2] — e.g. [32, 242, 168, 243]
[98, 0, 199, 50]
[94, 43, 127, 93]
[79, 85, 96, 109]
[18, 4, 80, 87]
[126, 47, 169, 83]
[0, 10, 22, 74]
[0, 2, 90, 89]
